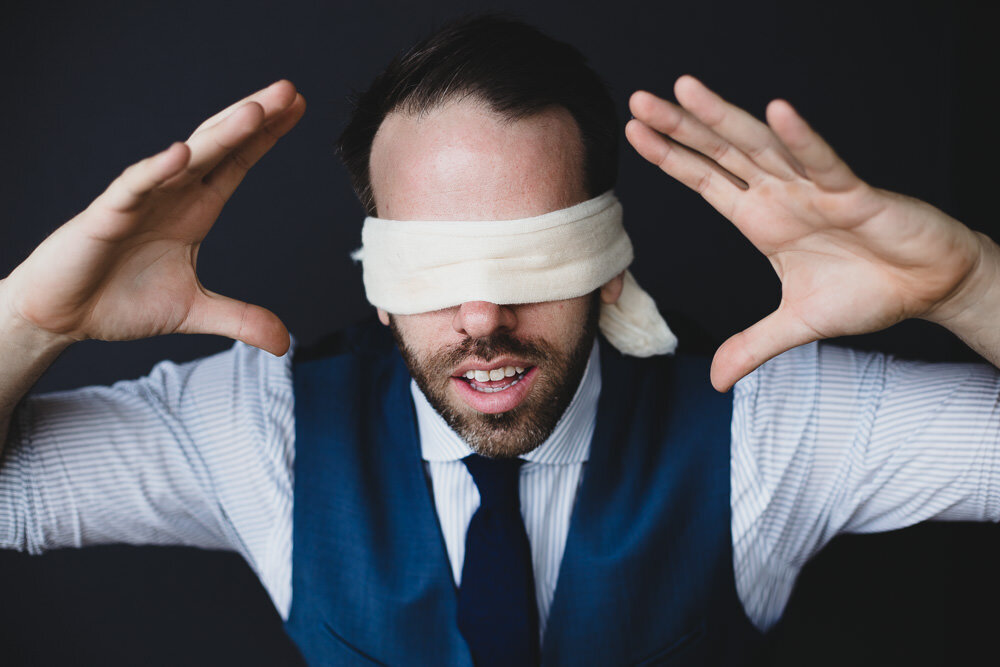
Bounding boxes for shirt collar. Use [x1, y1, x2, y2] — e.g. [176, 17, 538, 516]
[411, 340, 601, 465]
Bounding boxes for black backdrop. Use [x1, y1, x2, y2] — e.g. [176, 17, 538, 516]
[1, 1, 996, 664]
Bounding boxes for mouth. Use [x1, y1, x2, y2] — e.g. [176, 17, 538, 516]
[450, 361, 539, 414]
[457, 364, 532, 391]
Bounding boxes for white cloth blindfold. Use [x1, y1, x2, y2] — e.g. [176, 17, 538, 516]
[352, 191, 677, 357]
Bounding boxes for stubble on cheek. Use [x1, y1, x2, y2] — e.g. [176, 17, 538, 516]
[388, 298, 598, 458]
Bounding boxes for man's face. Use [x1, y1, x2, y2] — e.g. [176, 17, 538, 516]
[369, 99, 618, 458]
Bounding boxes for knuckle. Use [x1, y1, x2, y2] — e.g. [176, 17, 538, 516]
[655, 142, 674, 170]
[228, 149, 254, 172]
[662, 110, 684, 136]
[183, 161, 205, 180]
[260, 121, 280, 139]
[710, 140, 734, 163]
[200, 180, 230, 205]
[747, 139, 772, 161]
[694, 171, 713, 195]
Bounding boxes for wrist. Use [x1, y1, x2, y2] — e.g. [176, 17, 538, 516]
[922, 231, 1000, 338]
[0, 280, 77, 357]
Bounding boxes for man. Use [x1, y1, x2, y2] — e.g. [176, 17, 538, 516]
[2, 14, 998, 666]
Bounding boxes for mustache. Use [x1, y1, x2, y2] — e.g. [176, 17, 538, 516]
[435, 332, 553, 368]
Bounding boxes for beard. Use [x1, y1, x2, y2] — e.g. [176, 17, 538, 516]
[390, 293, 600, 459]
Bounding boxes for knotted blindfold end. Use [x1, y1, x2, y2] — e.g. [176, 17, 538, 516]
[354, 192, 678, 357]
[598, 271, 677, 356]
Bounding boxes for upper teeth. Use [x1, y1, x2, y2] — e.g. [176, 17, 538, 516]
[464, 366, 526, 381]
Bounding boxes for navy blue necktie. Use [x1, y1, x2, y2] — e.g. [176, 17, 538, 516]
[457, 454, 540, 666]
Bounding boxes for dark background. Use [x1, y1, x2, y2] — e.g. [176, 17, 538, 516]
[1, 0, 996, 664]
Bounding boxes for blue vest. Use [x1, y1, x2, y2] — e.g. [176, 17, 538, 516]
[285, 321, 762, 665]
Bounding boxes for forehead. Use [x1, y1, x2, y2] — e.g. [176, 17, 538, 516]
[369, 98, 587, 221]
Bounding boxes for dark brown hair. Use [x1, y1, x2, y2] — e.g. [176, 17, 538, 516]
[336, 13, 619, 215]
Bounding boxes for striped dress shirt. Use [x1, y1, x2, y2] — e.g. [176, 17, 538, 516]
[415, 343, 600, 641]
[2, 336, 999, 634]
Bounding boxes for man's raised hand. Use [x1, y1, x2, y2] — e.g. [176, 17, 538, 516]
[626, 76, 991, 392]
[0, 80, 306, 356]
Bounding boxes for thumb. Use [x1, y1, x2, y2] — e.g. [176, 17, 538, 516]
[183, 289, 290, 356]
[710, 306, 816, 392]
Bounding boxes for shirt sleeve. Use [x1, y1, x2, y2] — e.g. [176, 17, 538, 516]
[730, 341, 1000, 631]
[0, 340, 296, 613]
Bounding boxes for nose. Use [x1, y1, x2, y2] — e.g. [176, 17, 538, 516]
[452, 301, 517, 339]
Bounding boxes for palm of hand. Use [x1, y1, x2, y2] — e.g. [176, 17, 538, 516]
[23, 191, 218, 342]
[626, 76, 981, 391]
[736, 180, 977, 337]
[3, 81, 306, 355]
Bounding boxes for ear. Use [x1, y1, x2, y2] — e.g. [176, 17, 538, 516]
[600, 272, 625, 305]
[377, 308, 390, 326]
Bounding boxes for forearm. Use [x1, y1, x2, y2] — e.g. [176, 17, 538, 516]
[0, 337, 288, 560]
[0, 282, 74, 450]
[924, 232, 1000, 369]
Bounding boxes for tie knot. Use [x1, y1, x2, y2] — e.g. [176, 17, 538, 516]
[461, 454, 523, 509]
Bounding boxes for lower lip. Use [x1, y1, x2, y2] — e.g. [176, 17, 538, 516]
[451, 367, 539, 414]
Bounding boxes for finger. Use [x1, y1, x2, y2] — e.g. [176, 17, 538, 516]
[202, 93, 307, 198]
[709, 306, 817, 392]
[629, 90, 764, 186]
[766, 99, 859, 192]
[674, 75, 805, 181]
[182, 289, 291, 356]
[625, 118, 745, 220]
[99, 142, 192, 212]
[190, 79, 299, 136]
[179, 81, 299, 183]
[178, 101, 268, 181]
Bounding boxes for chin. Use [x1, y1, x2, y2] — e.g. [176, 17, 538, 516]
[389, 295, 600, 458]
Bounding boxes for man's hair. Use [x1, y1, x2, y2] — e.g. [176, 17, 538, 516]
[336, 13, 619, 215]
